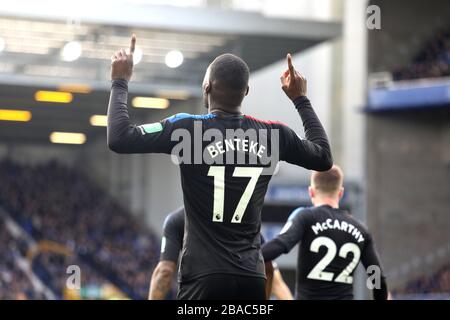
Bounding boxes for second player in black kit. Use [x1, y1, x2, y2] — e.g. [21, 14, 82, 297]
[262, 167, 388, 300]
[108, 36, 333, 299]
[150, 206, 294, 300]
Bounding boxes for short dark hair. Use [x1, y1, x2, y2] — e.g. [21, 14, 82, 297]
[209, 53, 249, 93]
[311, 165, 344, 196]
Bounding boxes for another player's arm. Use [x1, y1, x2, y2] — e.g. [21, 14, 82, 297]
[360, 233, 389, 300]
[265, 261, 293, 300]
[271, 266, 293, 300]
[149, 209, 184, 300]
[149, 261, 176, 300]
[279, 54, 333, 171]
[262, 209, 307, 262]
[107, 35, 179, 154]
[264, 261, 274, 299]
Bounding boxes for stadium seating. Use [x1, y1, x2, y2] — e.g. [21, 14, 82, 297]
[394, 264, 450, 299]
[0, 160, 160, 299]
[0, 219, 45, 299]
[392, 28, 449, 81]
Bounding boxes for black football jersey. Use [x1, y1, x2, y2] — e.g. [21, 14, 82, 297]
[275, 205, 385, 300]
[160, 207, 185, 263]
[160, 206, 266, 263]
[108, 79, 332, 283]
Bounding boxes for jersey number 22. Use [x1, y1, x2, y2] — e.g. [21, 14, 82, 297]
[307, 236, 361, 284]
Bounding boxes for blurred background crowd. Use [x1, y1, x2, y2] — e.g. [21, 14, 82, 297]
[0, 161, 159, 299]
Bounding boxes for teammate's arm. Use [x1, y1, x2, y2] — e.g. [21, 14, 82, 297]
[262, 209, 307, 262]
[361, 233, 389, 300]
[271, 267, 293, 300]
[107, 35, 180, 154]
[149, 208, 184, 300]
[265, 261, 293, 300]
[262, 238, 289, 262]
[264, 261, 274, 299]
[149, 261, 176, 300]
[278, 54, 333, 171]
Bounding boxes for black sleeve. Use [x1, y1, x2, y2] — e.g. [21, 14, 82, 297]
[107, 79, 186, 154]
[160, 208, 185, 263]
[262, 238, 287, 262]
[262, 210, 308, 261]
[279, 96, 333, 171]
[361, 232, 388, 300]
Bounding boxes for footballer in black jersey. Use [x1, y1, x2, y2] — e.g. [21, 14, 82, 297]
[262, 165, 388, 300]
[149, 207, 293, 300]
[108, 35, 332, 299]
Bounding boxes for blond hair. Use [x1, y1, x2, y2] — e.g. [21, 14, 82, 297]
[311, 165, 344, 196]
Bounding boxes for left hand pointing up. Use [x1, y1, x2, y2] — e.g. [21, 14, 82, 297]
[111, 34, 136, 81]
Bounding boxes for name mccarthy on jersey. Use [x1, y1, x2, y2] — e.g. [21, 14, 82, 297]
[311, 218, 365, 243]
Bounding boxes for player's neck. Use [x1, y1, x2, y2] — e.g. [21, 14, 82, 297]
[208, 101, 242, 115]
[313, 197, 340, 209]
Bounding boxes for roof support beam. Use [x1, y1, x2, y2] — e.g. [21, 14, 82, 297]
[0, 2, 341, 40]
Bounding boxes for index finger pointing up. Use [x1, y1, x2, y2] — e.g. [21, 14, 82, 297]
[130, 34, 136, 54]
[287, 53, 295, 78]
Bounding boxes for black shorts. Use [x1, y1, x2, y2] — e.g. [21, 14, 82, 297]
[177, 274, 266, 300]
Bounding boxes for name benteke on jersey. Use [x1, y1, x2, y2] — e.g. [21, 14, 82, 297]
[207, 137, 266, 159]
[311, 218, 365, 243]
[170, 121, 281, 171]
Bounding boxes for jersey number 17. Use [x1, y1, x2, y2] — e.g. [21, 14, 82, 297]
[208, 166, 263, 224]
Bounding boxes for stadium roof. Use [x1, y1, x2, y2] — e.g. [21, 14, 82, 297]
[0, 2, 341, 143]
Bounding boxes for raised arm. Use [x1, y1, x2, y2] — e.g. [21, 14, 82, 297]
[107, 35, 177, 154]
[279, 54, 333, 171]
[108, 35, 136, 152]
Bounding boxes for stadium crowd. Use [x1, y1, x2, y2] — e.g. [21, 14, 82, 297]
[31, 251, 114, 298]
[396, 264, 450, 296]
[0, 160, 159, 299]
[392, 28, 449, 81]
[0, 219, 44, 299]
